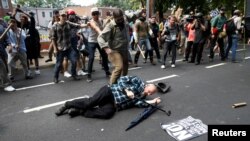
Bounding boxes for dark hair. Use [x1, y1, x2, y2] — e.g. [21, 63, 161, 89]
[113, 9, 123, 18]
[53, 10, 59, 15]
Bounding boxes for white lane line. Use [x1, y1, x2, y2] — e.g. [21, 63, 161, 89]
[245, 56, 250, 60]
[16, 81, 65, 91]
[146, 74, 179, 83]
[176, 59, 183, 62]
[128, 67, 142, 70]
[205, 63, 226, 69]
[23, 95, 89, 113]
[169, 59, 183, 63]
[236, 49, 246, 52]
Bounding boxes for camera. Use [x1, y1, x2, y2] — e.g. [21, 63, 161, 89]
[186, 17, 194, 23]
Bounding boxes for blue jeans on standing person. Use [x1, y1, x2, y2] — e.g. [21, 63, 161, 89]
[87, 42, 109, 76]
[54, 48, 78, 79]
[225, 34, 238, 61]
[134, 38, 154, 65]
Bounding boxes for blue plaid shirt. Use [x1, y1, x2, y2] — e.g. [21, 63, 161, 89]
[110, 76, 148, 111]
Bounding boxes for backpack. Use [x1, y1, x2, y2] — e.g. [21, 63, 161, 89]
[225, 19, 236, 35]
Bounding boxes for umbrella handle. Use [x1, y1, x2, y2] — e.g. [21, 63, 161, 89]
[0, 23, 13, 41]
[135, 97, 171, 116]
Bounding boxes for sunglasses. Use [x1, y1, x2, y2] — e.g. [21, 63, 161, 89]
[92, 11, 99, 16]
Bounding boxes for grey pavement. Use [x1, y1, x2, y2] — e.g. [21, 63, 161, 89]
[0, 45, 250, 141]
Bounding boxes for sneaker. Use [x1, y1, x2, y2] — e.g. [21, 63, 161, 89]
[38, 55, 44, 58]
[150, 60, 156, 65]
[182, 59, 188, 62]
[232, 60, 239, 63]
[161, 65, 166, 69]
[209, 58, 213, 62]
[157, 59, 162, 63]
[54, 77, 59, 83]
[45, 59, 52, 63]
[72, 75, 80, 81]
[4, 85, 16, 92]
[77, 70, 88, 76]
[25, 75, 33, 79]
[35, 69, 41, 75]
[87, 75, 92, 83]
[195, 62, 200, 65]
[64, 71, 72, 78]
[171, 64, 175, 68]
[106, 71, 111, 78]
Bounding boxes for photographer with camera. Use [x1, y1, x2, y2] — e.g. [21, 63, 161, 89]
[183, 15, 195, 62]
[189, 12, 208, 65]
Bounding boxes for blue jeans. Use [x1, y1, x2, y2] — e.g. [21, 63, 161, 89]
[87, 42, 109, 75]
[138, 38, 152, 51]
[226, 34, 238, 61]
[54, 48, 78, 78]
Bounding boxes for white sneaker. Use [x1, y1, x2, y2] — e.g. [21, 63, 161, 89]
[35, 69, 41, 75]
[4, 86, 16, 92]
[77, 70, 88, 76]
[64, 71, 72, 78]
[161, 65, 166, 69]
[171, 64, 176, 68]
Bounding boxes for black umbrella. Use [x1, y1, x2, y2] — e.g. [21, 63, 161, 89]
[125, 105, 158, 131]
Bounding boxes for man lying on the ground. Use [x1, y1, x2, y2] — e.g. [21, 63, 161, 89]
[55, 75, 161, 119]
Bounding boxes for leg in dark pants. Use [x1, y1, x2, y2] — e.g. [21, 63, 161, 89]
[225, 35, 232, 59]
[66, 48, 78, 76]
[185, 41, 193, 61]
[54, 51, 66, 79]
[87, 42, 97, 75]
[64, 86, 116, 118]
[196, 42, 205, 64]
[217, 37, 225, 60]
[191, 43, 198, 62]
[96, 44, 109, 73]
[134, 51, 140, 65]
[170, 41, 177, 65]
[209, 37, 217, 59]
[84, 103, 116, 119]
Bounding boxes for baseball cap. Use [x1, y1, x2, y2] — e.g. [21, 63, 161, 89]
[91, 7, 99, 13]
[59, 10, 67, 16]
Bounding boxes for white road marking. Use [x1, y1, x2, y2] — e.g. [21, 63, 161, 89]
[146, 74, 179, 83]
[23, 95, 89, 113]
[205, 63, 226, 69]
[236, 49, 246, 52]
[128, 67, 142, 70]
[169, 59, 183, 63]
[245, 56, 250, 60]
[16, 81, 65, 91]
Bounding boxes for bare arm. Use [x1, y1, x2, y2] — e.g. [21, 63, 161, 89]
[145, 97, 161, 104]
[89, 21, 102, 35]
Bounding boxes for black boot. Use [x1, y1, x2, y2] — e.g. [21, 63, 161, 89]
[134, 52, 140, 67]
[150, 57, 156, 65]
[55, 106, 68, 116]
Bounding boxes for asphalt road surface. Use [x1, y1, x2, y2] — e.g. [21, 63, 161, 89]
[0, 45, 250, 141]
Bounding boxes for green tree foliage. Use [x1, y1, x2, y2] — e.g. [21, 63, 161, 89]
[154, 0, 170, 21]
[14, 0, 71, 8]
[97, 0, 145, 10]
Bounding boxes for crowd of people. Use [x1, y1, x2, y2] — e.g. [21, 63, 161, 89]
[0, 6, 248, 93]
